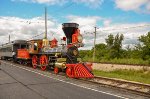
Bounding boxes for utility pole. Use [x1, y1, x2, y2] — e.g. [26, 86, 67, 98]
[9, 35, 10, 43]
[44, 7, 47, 39]
[93, 27, 97, 62]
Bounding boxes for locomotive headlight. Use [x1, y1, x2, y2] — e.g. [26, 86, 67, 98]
[77, 35, 83, 43]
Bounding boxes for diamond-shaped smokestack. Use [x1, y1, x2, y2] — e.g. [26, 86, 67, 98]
[62, 23, 79, 44]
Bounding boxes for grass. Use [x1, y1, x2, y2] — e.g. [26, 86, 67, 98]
[93, 69, 150, 84]
[82, 57, 150, 66]
[99, 58, 150, 66]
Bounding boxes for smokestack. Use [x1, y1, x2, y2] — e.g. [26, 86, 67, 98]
[62, 23, 79, 44]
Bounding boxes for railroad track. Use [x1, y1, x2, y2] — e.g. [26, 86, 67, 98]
[87, 76, 150, 97]
[1, 60, 150, 97]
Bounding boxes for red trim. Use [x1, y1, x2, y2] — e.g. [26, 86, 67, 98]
[66, 67, 73, 78]
[65, 63, 94, 78]
[54, 67, 59, 74]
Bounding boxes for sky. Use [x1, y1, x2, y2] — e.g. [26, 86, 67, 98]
[0, 0, 150, 50]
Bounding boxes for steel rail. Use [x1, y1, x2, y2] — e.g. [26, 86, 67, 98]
[86, 76, 150, 97]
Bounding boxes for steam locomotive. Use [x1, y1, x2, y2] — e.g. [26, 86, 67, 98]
[0, 23, 94, 78]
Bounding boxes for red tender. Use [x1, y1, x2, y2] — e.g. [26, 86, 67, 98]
[17, 49, 30, 59]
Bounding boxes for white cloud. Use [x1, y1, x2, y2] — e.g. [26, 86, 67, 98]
[66, 15, 150, 50]
[66, 15, 102, 50]
[0, 16, 63, 45]
[0, 16, 150, 50]
[103, 19, 111, 27]
[99, 23, 150, 48]
[67, 15, 101, 27]
[114, 0, 150, 13]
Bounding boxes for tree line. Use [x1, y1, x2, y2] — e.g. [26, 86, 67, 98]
[79, 32, 150, 65]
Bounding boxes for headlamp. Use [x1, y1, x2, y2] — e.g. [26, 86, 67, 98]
[77, 35, 83, 43]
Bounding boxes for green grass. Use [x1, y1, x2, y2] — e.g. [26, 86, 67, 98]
[82, 57, 150, 66]
[99, 58, 150, 66]
[93, 69, 150, 84]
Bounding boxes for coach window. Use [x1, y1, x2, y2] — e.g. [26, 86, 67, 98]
[21, 45, 26, 49]
[8, 47, 11, 52]
[13, 44, 20, 52]
[26, 44, 29, 49]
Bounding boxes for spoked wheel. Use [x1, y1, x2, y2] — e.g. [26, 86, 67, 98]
[54, 67, 59, 74]
[40, 55, 48, 71]
[32, 55, 38, 69]
[66, 68, 72, 78]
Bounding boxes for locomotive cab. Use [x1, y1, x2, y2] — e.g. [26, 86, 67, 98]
[28, 39, 42, 54]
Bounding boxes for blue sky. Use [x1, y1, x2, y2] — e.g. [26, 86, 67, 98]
[0, 0, 150, 49]
[1, 0, 150, 23]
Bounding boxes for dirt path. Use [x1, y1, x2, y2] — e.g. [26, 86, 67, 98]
[92, 63, 150, 71]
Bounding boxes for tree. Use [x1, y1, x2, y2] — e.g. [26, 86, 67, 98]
[95, 43, 107, 60]
[113, 34, 124, 51]
[92, 43, 107, 50]
[139, 32, 150, 49]
[138, 32, 150, 60]
[79, 50, 92, 59]
[105, 33, 124, 59]
[105, 34, 114, 49]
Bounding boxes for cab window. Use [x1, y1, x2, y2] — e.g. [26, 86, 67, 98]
[34, 43, 38, 50]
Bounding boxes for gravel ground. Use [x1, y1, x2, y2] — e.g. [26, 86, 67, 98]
[92, 63, 150, 71]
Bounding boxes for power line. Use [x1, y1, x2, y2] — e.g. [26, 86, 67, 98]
[0, 3, 77, 44]
[0, 2, 76, 41]
[0, 18, 45, 24]
[5, 24, 149, 42]
[99, 24, 150, 32]
[49, 2, 74, 15]
[83, 24, 150, 36]
[0, 2, 75, 24]
[27, 32, 44, 41]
